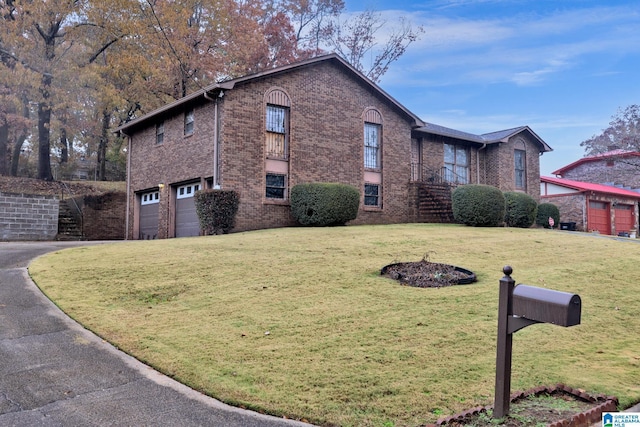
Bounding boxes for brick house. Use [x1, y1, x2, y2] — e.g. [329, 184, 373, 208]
[551, 149, 640, 190]
[540, 176, 640, 236]
[116, 54, 552, 239]
[540, 149, 640, 236]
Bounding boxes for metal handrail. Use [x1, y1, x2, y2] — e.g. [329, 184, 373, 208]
[411, 164, 468, 185]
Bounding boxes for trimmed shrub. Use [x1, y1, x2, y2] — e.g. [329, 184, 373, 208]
[452, 184, 505, 227]
[536, 202, 560, 229]
[504, 191, 538, 228]
[194, 189, 239, 235]
[290, 183, 359, 226]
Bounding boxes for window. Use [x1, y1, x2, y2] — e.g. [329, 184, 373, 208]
[444, 144, 469, 184]
[141, 191, 159, 205]
[156, 122, 164, 144]
[364, 123, 380, 169]
[184, 109, 194, 136]
[266, 173, 286, 199]
[177, 183, 200, 199]
[266, 104, 288, 158]
[515, 149, 526, 189]
[364, 183, 380, 207]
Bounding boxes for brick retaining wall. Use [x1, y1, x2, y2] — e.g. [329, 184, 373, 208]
[0, 192, 60, 241]
[81, 192, 126, 240]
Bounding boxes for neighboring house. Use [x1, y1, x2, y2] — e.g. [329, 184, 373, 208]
[116, 54, 552, 239]
[540, 176, 640, 236]
[552, 149, 640, 190]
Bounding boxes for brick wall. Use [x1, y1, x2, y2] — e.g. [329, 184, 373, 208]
[541, 194, 586, 231]
[220, 61, 416, 231]
[0, 192, 59, 241]
[82, 192, 126, 240]
[127, 59, 419, 237]
[561, 157, 640, 188]
[484, 134, 541, 200]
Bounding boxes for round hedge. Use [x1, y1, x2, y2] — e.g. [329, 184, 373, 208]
[536, 202, 560, 229]
[290, 183, 359, 226]
[504, 191, 538, 228]
[452, 184, 505, 227]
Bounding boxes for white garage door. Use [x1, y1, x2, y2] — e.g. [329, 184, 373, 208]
[175, 183, 201, 237]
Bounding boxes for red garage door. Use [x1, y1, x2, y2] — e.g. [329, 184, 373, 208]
[614, 204, 635, 235]
[588, 200, 611, 235]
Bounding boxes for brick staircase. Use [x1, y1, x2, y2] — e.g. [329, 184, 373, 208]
[411, 182, 456, 223]
[56, 199, 84, 240]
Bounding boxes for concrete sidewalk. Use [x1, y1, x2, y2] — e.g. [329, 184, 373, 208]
[0, 242, 313, 427]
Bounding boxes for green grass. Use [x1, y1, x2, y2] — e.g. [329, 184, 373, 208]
[29, 224, 640, 427]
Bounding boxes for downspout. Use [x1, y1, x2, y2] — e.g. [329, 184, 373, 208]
[204, 90, 222, 188]
[121, 130, 132, 240]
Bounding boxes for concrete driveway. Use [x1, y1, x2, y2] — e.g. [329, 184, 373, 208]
[0, 241, 313, 427]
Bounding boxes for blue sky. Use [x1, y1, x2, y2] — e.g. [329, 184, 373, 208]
[343, 0, 640, 176]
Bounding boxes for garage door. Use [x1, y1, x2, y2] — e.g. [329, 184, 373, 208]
[614, 204, 635, 234]
[139, 191, 159, 239]
[175, 183, 201, 238]
[588, 200, 610, 235]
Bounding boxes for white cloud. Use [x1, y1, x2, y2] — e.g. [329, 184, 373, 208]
[377, 3, 640, 87]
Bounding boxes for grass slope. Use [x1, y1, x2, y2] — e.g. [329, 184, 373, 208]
[29, 224, 640, 427]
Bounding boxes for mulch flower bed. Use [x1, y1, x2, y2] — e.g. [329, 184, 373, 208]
[381, 260, 477, 288]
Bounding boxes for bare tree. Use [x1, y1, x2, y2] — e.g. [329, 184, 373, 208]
[328, 10, 423, 83]
[581, 105, 640, 155]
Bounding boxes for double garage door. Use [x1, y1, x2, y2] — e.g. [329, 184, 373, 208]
[588, 201, 635, 235]
[139, 183, 201, 239]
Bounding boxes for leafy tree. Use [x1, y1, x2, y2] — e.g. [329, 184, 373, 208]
[0, 0, 421, 181]
[580, 105, 640, 155]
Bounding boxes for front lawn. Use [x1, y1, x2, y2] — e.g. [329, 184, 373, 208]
[29, 224, 640, 426]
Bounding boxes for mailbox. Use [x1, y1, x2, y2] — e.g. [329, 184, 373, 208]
[512, 284, 581, 327]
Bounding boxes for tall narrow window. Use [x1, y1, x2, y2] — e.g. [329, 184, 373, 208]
[156, 122, 164, 144]
[266, 104, 288, 158]
[364, 123, 380, 169]
[184, 109, 194, 136]
[444, 143, 469, 184]
[515, 149, 526, 189]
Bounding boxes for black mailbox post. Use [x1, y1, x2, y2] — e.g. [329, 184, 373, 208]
[494, 266, 581, 419]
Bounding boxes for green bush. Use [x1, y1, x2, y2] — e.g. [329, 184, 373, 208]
[452, 184, 505, 227]
[194, 189, 240, 235]
[290, 183, 359, 226]
[504, 191, 538, 228]
[536, 202, 560, 229]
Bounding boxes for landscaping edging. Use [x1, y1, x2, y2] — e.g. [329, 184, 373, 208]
[380, 261, 477, 288]
[427, 384, 618, 427]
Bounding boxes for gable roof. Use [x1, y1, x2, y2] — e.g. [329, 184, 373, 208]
[413, 124, 552, 153]
[115, 54, 424, 135]
[551, 149, 640, 176]
[541, 176, 640, 199]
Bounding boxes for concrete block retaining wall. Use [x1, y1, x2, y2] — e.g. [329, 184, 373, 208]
[0, 192, 60, 241]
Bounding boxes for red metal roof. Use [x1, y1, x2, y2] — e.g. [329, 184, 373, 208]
[541, 176, 640, 199]
[551, 150, 640, 176]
